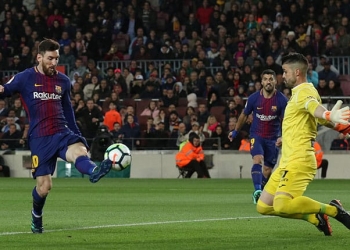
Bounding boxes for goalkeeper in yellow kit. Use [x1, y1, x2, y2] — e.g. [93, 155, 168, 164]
[257, 53, 350, 236]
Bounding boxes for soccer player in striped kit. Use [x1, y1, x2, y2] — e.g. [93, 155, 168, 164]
[0, 39, 113, 233]
[229, 69, 288, 204]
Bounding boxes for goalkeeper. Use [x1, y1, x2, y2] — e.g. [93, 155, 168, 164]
[256, 53, 350, 236]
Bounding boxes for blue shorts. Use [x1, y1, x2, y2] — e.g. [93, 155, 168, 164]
[250, 135, 279, 168]
[29, 131, 87, 178]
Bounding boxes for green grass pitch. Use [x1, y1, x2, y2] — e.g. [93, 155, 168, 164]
[1, 178, 350, 250]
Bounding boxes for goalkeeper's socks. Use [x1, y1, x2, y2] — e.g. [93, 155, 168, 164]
[75, 155, 96, 175]
[32, 187, 46, 216]
[251, 164, 262, 191]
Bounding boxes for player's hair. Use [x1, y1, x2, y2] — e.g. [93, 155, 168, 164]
[281, 53, 308, 75]
[38, 39, 60, 55]
[260, 69, 276, 79]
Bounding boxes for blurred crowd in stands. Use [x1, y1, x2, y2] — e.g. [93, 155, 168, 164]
[0, 0, 350, 152]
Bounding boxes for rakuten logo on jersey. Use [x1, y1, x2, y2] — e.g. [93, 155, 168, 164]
[256, 113, 277, 121]
[33, 92, 61, 100]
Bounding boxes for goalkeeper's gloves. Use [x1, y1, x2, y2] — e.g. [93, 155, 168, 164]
[334, 123, 350, 135]
[322, 100, 350, 125]
[231, 130, 238, 139]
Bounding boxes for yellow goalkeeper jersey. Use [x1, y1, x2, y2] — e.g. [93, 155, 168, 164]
[280, 82, 327, 164]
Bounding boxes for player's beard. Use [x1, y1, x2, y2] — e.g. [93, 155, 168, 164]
[42, 63, 57, 76]
[263, 83, 274, 93]
[284, 77, 296, 88]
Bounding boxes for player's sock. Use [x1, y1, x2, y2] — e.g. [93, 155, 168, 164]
[251, 164, 262, 191]
[32, 187, 46, 216]
[261, 174, 269, 190]
[75, 155, 96, 174]
[274, 194, 338, 217]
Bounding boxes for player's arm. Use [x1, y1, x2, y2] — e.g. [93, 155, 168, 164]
[228, 112, 248, 141]
[0, 73, 24, 95]
[308, 99, 350, 133]
[228, 96, 254, 140]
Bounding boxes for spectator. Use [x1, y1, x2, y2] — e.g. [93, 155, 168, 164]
[69, 58, 86, 81]
[130, 74, 145, 99]
[8, 55, 24, 72]
[111, 122, 123, 142]
[112, 69, 128, 98]
[161, 89, 178, 108]
[328, 79, 344, 103]
[185, 13, 201, 38]
[173, 82, 187, 99]
[0, 123, 22, 150]
[165, 110, 181, 134]
[196, 0, 214, 30]
[317, 60, 338, 83]
[103, 43, 124, 61]
[182, 106, 196, 129]
[0, 99, 9, 117]
[175, 132, 210, 178]
[140, 80, 161, 99]
[153, 109, 166, 126]
[140, 100, 160, 119]
[151, 121, 168, 149]
[185, 121, 206, 144]
[315, 55, 339, 76]
[119, 114, 141, 150]
[103, 102, 122, 131]
[223, 100, 242, 125]
[93, 79, 112, 101]
[211, 124, 230, 150]
[1, 116, 21, 133]
[207, 90, 223, 112]
[123, 105, 138, 124]
[307, 62, 319, 88]
[316, 78, 330, 97]
[203, 115, 220, 137]
[59, 45, 76, 70]
[75, 99, 104, 143]
[197, 103, 209, 126]
[142, 117, 157, 149]
[175, 122, 188, 147]
[12, 98, 26, 118]
[123, 68, 134, 96]
[83, 75, 99, 100]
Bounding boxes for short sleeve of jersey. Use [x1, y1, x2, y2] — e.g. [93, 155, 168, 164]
[243, 93, 257, 115]
[295, 85, 320, 115]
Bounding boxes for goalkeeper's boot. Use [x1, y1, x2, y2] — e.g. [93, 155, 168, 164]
[89, 159, 113, 183]
[316, 213, 332, 236]
[252, 190, 262, 204]
[330, 199, 350, 229]
[31, 211, 43, 233]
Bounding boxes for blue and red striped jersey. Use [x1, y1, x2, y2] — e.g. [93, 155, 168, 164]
[243, 90, 288, 140]
[3, 67, 81, 138]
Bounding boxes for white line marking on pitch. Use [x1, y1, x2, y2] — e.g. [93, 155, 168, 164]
[0, 216, 273, 236]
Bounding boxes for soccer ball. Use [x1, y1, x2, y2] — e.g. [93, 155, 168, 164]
[104, 143, 132, 171]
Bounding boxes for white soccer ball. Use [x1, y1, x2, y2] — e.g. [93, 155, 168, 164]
[104, 143, 132, 171]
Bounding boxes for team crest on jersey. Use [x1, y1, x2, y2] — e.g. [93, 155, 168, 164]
[55, 85, 62, 94]
[271, 106, 277, 112]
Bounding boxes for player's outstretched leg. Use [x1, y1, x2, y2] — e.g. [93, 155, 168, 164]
[31, 211, 43, 233]
[89, 159, 113, 183]
[329, 200, 350, 229]
[252, 190, 262, 204]
[316, 213, 332, 236]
